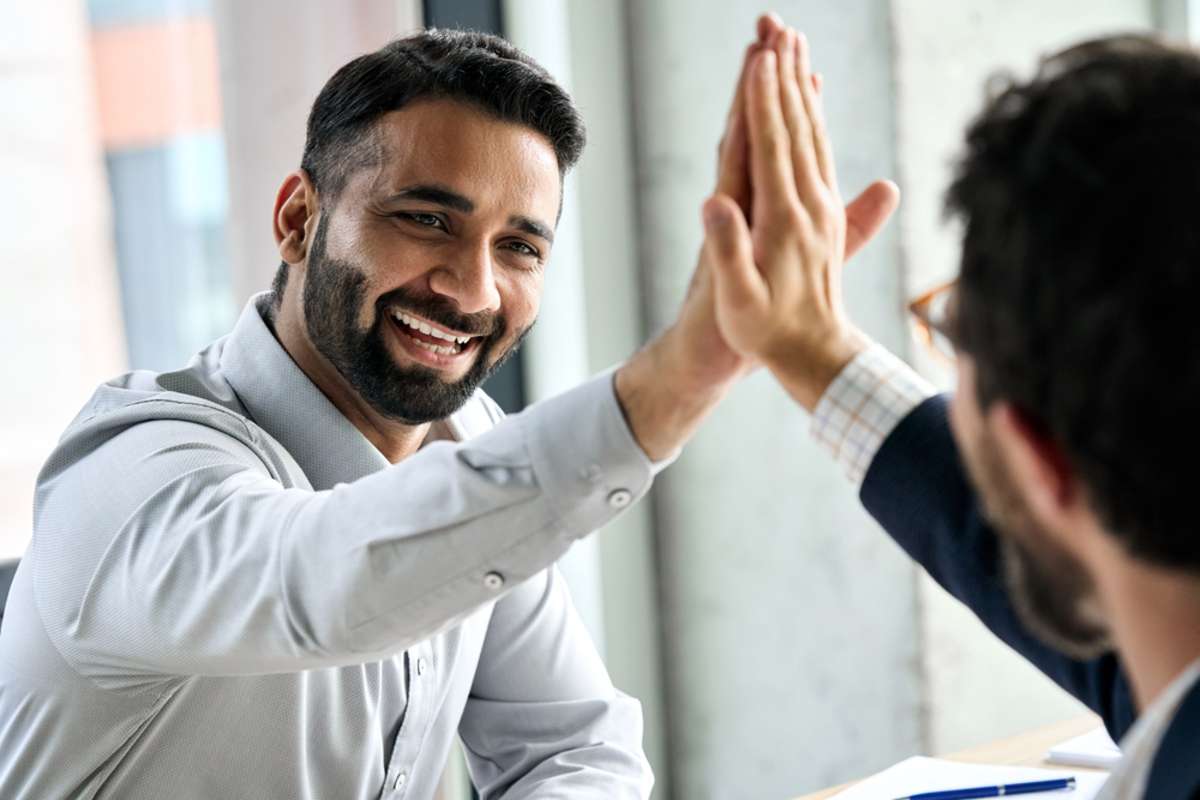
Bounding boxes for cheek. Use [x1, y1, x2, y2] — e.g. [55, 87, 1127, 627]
[498, 272, 543, 332]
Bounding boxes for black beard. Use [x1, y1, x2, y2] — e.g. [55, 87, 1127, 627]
[963, 427, 1114, 660]
[301, 216, 528, 424]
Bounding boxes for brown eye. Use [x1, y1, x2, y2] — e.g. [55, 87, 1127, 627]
[505, 240, 539, 258]
[398, 212, 446, 231]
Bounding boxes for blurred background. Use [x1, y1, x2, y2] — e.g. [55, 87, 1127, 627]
[2, 1, 1195, 797]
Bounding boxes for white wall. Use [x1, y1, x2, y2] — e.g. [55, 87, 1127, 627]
[625, 2, 923, 796]
[0, 3, 127, 560]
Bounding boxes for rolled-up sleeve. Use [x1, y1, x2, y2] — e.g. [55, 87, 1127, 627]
[32, 372, 655, 682]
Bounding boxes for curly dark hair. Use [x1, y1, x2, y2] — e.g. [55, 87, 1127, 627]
[946, 34, 1200, 570]
[272, 28, 585, 299]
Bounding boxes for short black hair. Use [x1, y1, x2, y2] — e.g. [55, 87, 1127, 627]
[272, 28, 586, 300]
[946, 34, 1200, 571]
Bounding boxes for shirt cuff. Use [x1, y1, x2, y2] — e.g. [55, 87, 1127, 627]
[810, 344, 936, 487]
[523, 370, 660, 536]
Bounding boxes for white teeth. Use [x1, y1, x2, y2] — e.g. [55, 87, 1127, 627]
[411, 339, 460, 356]
[391, 309, 474, 346]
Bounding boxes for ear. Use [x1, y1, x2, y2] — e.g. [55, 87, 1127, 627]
[273, 170, 318, 264]
[986, 401, 1078, 524]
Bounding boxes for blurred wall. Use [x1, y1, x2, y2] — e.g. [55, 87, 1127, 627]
[0, 4, 127, 559]
[213, 0, 421, 307]
[625, 2, 922, 796]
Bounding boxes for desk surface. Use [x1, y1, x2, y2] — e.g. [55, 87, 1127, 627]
[796, 713, 1105, 799]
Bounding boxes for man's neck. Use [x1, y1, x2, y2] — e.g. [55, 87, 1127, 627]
[269, 298, 431, 464]
[1096, 551, 1200, 712]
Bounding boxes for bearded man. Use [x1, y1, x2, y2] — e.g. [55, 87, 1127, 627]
[0, 21, 898, 800]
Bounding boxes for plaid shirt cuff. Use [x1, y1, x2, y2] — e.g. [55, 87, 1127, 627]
[811, 345, 936, 487]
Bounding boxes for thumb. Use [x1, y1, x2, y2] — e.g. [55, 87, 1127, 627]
[843, 179, 900, 262]
[702, 194, 764, 314]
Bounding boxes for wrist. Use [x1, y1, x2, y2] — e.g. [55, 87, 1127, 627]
[764, 327, 871, 413]
[615, 329, 732, 462]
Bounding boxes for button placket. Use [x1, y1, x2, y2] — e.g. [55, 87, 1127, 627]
[385, 645, 433, 797]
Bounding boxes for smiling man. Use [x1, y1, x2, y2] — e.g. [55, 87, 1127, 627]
[0, 22, 901, 798]
[0, 31, 725, 800]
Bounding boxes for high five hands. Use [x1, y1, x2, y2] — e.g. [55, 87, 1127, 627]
[612, 15, 897, 462]
[705, 15, 900, 411]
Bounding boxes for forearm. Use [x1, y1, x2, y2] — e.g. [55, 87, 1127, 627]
[614, 328, 736, 463]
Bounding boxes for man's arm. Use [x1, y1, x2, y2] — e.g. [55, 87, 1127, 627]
[458, 567, 651, 799]
[700, 26, 1136, 738]
[34, 374, 657, 681]
[813, 347, 1136, 739]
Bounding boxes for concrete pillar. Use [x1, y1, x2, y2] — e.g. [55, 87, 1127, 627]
[625, 1, 922, 796]
[503, 0, 609, 659]
[0, 2, 127, 559]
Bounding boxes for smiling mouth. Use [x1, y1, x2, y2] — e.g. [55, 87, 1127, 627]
[386, 307, 484, 362]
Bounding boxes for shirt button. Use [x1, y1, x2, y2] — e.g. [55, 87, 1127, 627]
[607, 488, 633, 508]
[393, 771, 407, 790]
[483, 571, 505, 590]
[416, 657, 428, 676]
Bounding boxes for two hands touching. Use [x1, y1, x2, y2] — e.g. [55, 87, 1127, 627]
[616, 14, 899, 460]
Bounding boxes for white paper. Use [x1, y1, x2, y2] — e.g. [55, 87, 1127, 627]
[1046, 727, 1122, 770]
[829, 756, 1109, 800]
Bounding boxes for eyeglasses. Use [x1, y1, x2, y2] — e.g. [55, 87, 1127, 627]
[907, 279, 958, 364]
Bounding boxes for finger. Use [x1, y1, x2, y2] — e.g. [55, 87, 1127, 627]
[757, 12, 784, 43]
[703, 194, 766, 316]
[775, 29, 824, 208]
[716, 42, 761, 211]
[844, 180, 900, 261]
[795, 32, 838, 193]
[746, 49, 797, 227]
[813, 72, 823, 94]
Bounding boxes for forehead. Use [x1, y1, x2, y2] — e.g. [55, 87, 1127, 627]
[355, 98, 562, 220]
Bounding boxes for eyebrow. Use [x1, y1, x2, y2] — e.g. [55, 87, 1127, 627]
[512, 215, 554, 246]
[386, 184, 475, 213]
[386, 183, 555, 246]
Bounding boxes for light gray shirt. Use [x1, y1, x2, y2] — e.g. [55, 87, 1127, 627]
[0, 295, 655, 799]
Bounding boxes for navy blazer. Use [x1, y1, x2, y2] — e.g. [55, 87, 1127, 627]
[861, 394, 1200, 798]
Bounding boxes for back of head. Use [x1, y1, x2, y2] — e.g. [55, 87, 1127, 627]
[946, 34, 1200, 571]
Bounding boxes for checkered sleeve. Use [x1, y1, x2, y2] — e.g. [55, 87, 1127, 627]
[811, 344, 937, 487]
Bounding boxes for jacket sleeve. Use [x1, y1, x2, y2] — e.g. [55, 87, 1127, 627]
[859, 394, 1137, 740]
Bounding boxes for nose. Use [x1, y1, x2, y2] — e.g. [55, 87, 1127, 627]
[427, 241, 502, 314]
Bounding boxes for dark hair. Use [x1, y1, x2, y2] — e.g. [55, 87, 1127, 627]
[272, 28, 586, 300]
[946, 34, 1200, 570]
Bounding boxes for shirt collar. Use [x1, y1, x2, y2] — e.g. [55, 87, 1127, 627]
[218, 293, 477, 490]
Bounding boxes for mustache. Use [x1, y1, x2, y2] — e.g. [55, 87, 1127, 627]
[376, 287, 503, 338]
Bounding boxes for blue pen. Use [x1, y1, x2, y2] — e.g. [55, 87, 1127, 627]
[894, 776, 1076, 800]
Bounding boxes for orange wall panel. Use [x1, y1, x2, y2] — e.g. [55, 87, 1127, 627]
[90, 17, 222, 150]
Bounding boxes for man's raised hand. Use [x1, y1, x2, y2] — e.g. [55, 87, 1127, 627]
[702, 26, 899, 411]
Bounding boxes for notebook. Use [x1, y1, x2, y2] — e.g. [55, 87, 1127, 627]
[1045, 726, 1122, 770]
[829, 756, 1109, 799]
